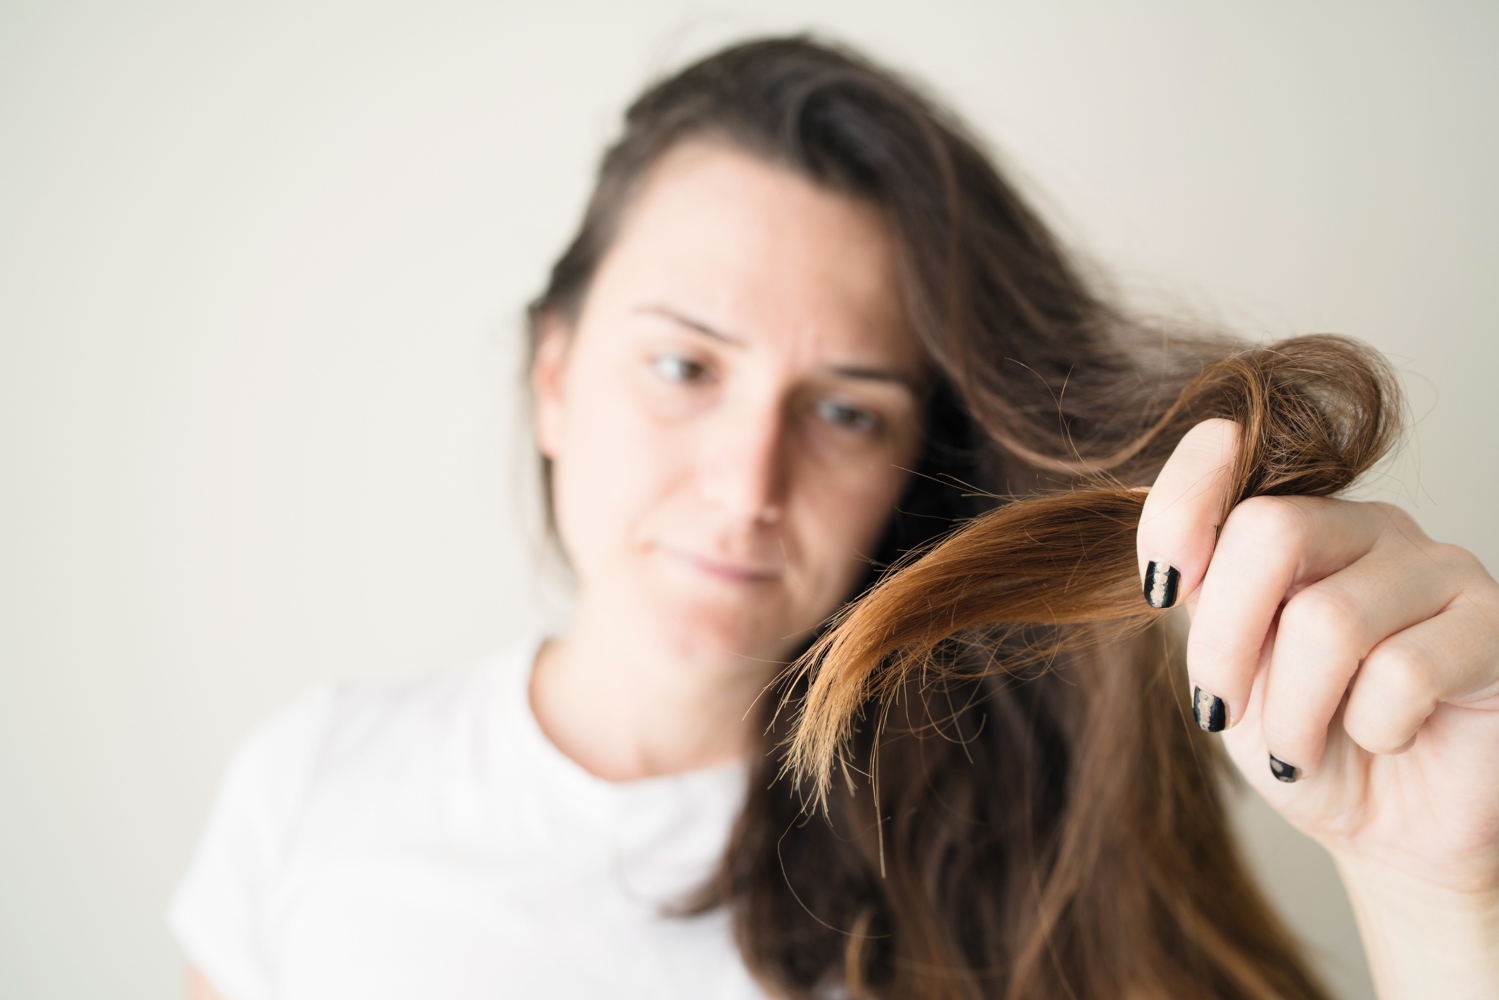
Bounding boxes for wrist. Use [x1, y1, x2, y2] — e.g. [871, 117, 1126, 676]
[1331, 850, 1499, 1000]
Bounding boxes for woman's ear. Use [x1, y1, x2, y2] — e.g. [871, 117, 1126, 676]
[531, 314, 573, 460]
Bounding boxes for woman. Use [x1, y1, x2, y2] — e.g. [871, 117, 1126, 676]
[172, 36, 1499, 1000]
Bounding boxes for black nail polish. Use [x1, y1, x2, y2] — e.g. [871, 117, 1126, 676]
[1268, 754, 1299, 783]
[1143, 561, 1180, 609]
[1193, 687, 1226, 733]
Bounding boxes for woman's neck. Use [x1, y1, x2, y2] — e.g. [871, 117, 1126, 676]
[527, 605, 781, 782]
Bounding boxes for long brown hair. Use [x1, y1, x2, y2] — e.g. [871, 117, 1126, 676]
[528, 36, 1353, 1000]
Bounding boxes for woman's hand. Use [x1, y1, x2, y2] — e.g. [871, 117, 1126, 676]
[1137, 418, 1499, 999]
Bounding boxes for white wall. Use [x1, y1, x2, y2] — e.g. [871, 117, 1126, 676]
[3, 3, 1495, 998]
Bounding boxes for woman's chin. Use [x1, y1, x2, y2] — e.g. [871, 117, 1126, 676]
[636, 586, 807, 666]
[580, 554, 828, 664]
[679, 611, 803, 666]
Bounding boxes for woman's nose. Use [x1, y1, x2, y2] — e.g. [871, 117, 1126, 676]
[697, 404, 788, 525]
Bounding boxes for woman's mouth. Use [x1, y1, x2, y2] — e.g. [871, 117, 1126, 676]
[656, 545, 783, 583]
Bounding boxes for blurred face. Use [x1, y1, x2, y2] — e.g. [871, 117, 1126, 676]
[534, 142, 924, 664]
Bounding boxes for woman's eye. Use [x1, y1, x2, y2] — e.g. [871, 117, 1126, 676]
[815, 398, 882, 435]
[651, 354, 711, 384]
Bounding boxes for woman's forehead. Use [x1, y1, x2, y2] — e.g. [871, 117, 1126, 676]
[592, 141, 920, 368]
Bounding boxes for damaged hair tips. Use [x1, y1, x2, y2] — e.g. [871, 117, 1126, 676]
[788, 334, 1402, 800]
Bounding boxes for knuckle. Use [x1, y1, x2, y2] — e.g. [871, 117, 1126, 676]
[1377, 531, 1485, 594]
[1226, 495, 1310, 552]
[1346, 642, 1440, 753]
[1432, 541, 1487, 580]
[1370, 501, 1422, 538]
[1341, 709, 1413, 755]
[1364, 640, 1442, 712]
[1280, 586, 1367, 652]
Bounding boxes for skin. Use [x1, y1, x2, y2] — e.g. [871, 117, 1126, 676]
[1139, 421, 1499, 997]
[527, 141, 924, 781]
[190, 142, 1499, 999]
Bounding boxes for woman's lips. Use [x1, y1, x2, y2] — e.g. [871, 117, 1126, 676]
[657, 545, 782, 582]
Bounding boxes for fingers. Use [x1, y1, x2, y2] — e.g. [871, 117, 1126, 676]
[1343, 576, 1499, 755]
[1187, 496, 1386, 735]
[1147, 420, 1499, 786]
[1137, 418, 1241, 609]
[1259, 528, 1461, 775]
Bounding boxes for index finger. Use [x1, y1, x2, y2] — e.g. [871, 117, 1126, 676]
[1136, 418, 1241, 610]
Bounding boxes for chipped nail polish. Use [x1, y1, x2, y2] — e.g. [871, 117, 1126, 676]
[1193, 687, 1226, 733]
[1268, 754, 1299, 783]
[1143, 561, 1180, 609]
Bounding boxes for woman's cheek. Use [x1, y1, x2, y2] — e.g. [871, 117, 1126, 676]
[551, 382, 666, 580]
[807, 463, 906, 591]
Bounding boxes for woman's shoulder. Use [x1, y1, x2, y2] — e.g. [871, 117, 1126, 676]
[169, 639, 544, 997]
[224, 638, 540, 821]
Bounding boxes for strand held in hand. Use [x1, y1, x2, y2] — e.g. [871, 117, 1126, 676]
[785, 334, 1402, 804]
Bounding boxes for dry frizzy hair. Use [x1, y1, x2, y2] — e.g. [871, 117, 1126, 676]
[528, 34, 1395, 1000]
[787, 333, 1400, 801]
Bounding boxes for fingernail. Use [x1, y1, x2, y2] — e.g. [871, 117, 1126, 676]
[1268, 754, 1299, 783]
[1143, 561, 1180, 609]
[1193, 687, 1227, 732]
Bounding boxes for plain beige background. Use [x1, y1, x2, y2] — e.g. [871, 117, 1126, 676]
[3, 2, 1496, 998]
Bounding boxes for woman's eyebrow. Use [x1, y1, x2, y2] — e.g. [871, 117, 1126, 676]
[636, 303, 922, 392]
[828, 365, 922, 394]
[634, 304, 744, 345]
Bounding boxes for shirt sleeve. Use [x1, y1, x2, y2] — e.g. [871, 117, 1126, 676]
[167, 684, 337, 1000]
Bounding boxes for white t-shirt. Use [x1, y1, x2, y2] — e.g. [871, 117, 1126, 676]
[169, 637, 767, 1000]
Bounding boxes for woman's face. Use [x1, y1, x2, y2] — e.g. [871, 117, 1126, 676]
[534, 142, 924, 665]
